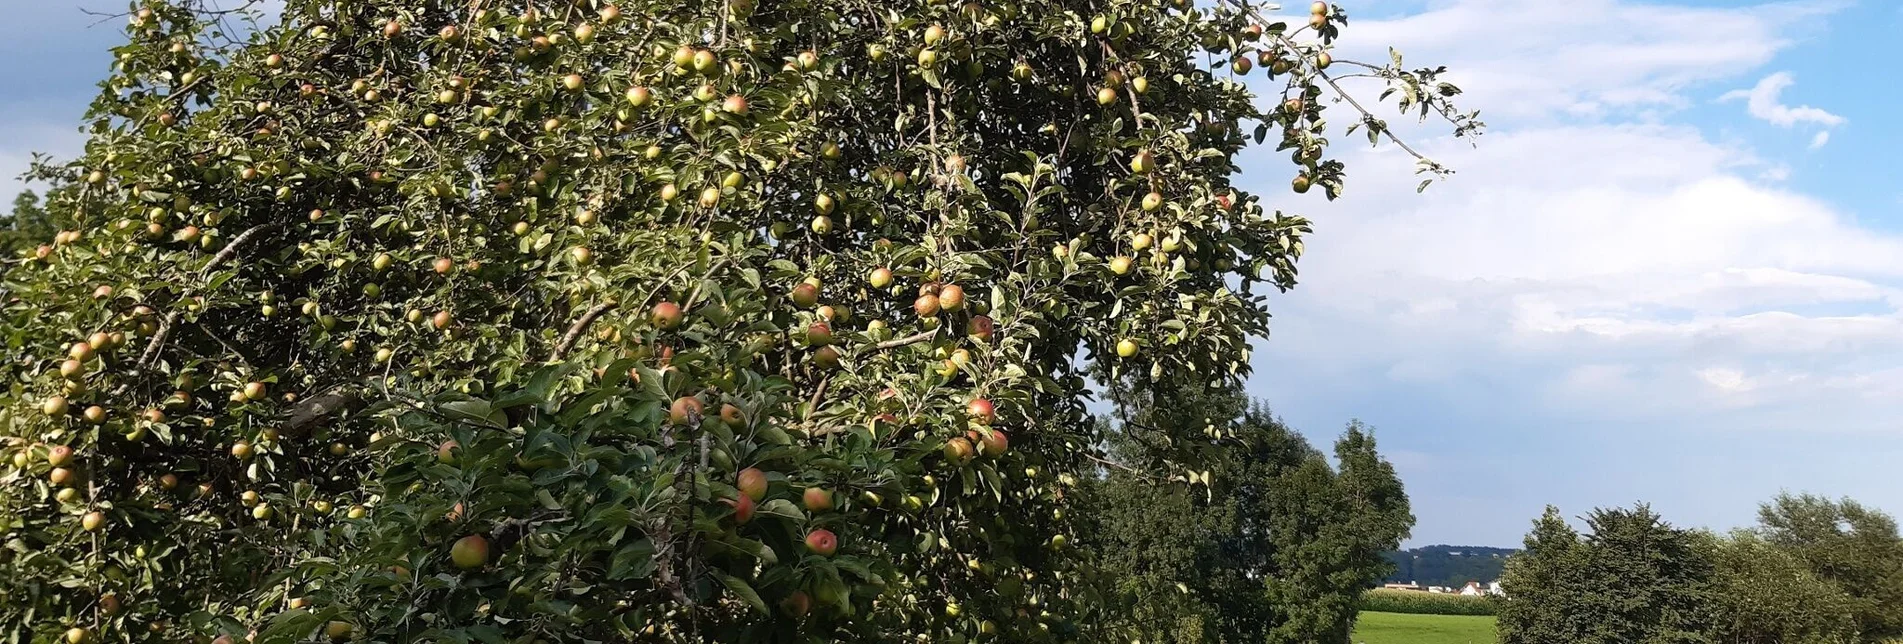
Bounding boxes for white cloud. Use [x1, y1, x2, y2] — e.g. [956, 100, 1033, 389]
[1720, 72, 1846, 128]
[1809, 131, 1831, 150]
[1318, 0, 1840, 122]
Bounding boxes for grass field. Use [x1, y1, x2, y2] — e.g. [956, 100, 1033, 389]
[1353, 611, 1497, 644]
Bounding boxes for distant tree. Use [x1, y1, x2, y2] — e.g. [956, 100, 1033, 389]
[1756, 494, 1903, 639]
[1080, 384, 1414, 643]
[0, 189, 55, 256]
[1497, 504, 1718, 644]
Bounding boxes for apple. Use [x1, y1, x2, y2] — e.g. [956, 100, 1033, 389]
[48, 445, 74, 467]
[943, 437, 976, 463]
[450, 534, 490, 569]
[668, 397, 703, 425]
[806, 322, 833, 346]
[967, 398, 996, 425]
[803, 487, 834, 512]
[81, 511, 106, 531]
[562, 73, 585, 91]
[436, 440, 459, 464]
[780, 590, 812, 617]
[69, 341, 95, 361]
[938, 284, 967, 311]
[722, 94, 748, 114]
[968, 315, 995, 341]
[726, 493, 756, 523]
[924, 24, 946, 45]
[673, 45, 696, 68]
[1142, 191, 1163, 211]
[812, 346, 841, 369]
[42, 396, 70, 417]
[1232, 56, 1253, 75]
[625, 85, 653, 107]
[1097, 87, 1118, 105]
[1109, 256, 1133, 275]
[433, 256, 456, 274]
[1117, 339, 1139, 357]
[869, 267, 894, 289]
[253, 504, 275, 520]
[737, 468, 768, 501]
[1292, 174, 1312, 194]
[231, 441, 255, 460]
[693, 49, 718, 74]
[65, 628, 89, 644]
[98, 594, 120, 616]
[790, 283, 820, 308]
[977, 429, 1009, 457]
[324, 621, 353, 641]
[805, 529, 838, 557]
[651, 301, 685, 330]
[914, 294, 941, 318]
[1131, 149, 1155, 174]
[82, 406, 107, 425]
[158, 473, 179, 490]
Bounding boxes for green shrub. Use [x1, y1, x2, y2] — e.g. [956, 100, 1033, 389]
[1360, 588, 1499, 616]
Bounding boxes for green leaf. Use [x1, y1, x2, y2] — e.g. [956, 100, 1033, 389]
[713, 570, 770, 615]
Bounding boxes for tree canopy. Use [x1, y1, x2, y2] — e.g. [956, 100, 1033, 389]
[0, 0, 1471, 641]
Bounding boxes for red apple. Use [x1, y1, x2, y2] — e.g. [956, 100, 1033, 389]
[938, 284, 967, 311]
[806, 322, 833, 346]
[450, 534, 489, 569]
[967, 398, 996, 425]
[781, 590, 812, 617]
[650, 301, 684, 330]
[943, 437, 975, 463]
[805, 529, 838, 557]
[967, 315, 995, 340]
[790, 283, 820, 308]
[726, 494, 756, 524]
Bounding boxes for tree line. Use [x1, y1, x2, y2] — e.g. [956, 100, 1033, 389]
[1499, 494, 1903, 644]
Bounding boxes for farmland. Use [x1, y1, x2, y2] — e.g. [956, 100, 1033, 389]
[1353, 611, 1498, 644]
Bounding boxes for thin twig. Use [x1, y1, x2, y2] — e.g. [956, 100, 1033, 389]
[856, 330, 938, 355]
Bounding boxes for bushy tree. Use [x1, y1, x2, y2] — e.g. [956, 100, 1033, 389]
[0, 0, 1471, 641]
[1079, 387, 1412, 643]
[1497, 504, 1718, 644]
[1756, 493, 1903, 640]
[1709, 530, 1860, 644]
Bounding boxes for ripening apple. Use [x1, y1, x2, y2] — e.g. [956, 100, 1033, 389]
[231, 441, 255, 460]
[722, 94, 749, 114]
[805, 529, 838, 557]
[673, 45, 696, 68]
[692, 49, 718, 74]
[625, 85, 652, 107]
[790, 282, 820, 308]
[938, 284, 967, 311]
[1142, 191, 1163, 211]
[1117, 339, 1139, 358]
[69, 341, 95, 361]
[781, 591, 812, 617]
[651, 301, 685, 330]
[324, 621, 353, 641]
[450, 534, 490, 569]
[869, 267, 894, 288]
[968, 315, 995, 341]
[697, 186, 721, 208]
[81, 511, 105, 531]
[663, 396, 702, 426]
[977, 429, 1009, 457]
[726, 493, 756, 524]
[914, 294, 941, 318]
[806, 322, 833, 346]
[737, 468, 769, 501]
[943, 437, 976, 463]
[813, 346, 841, 369]
[814, 193, 835, 215]
[1292, 174, 1312, 194]
[967, 398, 997, 425]
[64, 627, 89, 644]
[924, 24, 946, 45]
[1132, 232, 1154, 251]
[1131, 149, 1155, 174]
[1096, 87, 1118, 106]
[436, 440, 459, 464]
[803, 487, 834, 512]
[1109, 256, 1134, 275]
[48, 445, 74, 467]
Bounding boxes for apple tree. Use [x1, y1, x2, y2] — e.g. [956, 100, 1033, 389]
[0, 0, 1474, 641]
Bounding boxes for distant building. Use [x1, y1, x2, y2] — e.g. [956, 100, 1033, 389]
[1487, 581, 1504, 596]
[1459, 581, 1484, 596]
[1382, 582, 1424, 592]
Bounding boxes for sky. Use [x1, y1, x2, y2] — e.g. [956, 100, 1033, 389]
[3, 0, 1900, 549]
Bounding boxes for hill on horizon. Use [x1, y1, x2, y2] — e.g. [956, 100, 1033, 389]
[1381, 544, 1520, 588]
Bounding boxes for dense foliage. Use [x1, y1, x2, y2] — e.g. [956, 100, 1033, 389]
[0, 0, 1472, 641]
[1498, 495, 1903, 644]
[1381, 544, 1514, 589]
[1357, 589, 1495, 617]
[1077, 387, 1414, 643]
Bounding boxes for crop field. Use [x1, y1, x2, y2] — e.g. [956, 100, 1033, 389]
[1352, 611, 1498, 644]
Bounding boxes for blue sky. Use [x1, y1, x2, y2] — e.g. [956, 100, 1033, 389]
[4, 1, 1901, 548]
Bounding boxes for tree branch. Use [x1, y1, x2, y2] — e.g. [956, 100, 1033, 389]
[857, 330, 938, 355]
[135, 223, 278, 371]
[549, 301, 617, 362]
